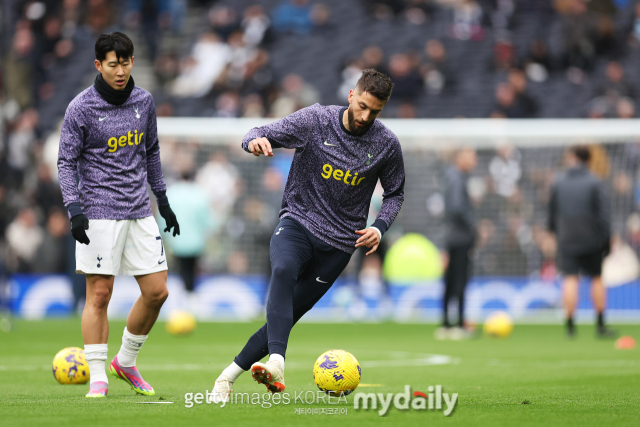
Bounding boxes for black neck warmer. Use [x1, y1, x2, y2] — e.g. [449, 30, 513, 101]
[94, 73, 134, 105]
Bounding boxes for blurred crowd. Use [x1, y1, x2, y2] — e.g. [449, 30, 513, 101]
[2, 0, 640, 281]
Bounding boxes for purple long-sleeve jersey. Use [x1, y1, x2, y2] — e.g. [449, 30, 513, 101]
[242, 104, 405, 254]
[57, 85, 166, 219]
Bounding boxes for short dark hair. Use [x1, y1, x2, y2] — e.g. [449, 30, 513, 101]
[95, 32, 134, 62]
[570, 145, 591, 163]
[355, 69, 394, 102]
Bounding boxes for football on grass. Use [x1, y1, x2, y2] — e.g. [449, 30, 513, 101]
[313, 349, 361, 396]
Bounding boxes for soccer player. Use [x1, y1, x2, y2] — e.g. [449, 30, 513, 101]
[548, 146, 615, 338]
[211, 69, 405, 401]
[57, 32, 180, 398]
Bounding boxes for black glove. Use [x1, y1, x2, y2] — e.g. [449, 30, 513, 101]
[70, 214, 90, 245]
[159, 204, 180, 237]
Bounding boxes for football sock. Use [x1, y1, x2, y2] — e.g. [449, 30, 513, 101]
[597, 312, 604, 328]
[566, 317, 575, 334]
[117, 327, 148, 367]
[84, 344, 108, 385]
[221, 362, 245, 382]
[269, 353, 285, 373]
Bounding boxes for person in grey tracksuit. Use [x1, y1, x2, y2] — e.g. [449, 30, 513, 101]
[438, 148, 477, 339]
[548, 146, 615, 338]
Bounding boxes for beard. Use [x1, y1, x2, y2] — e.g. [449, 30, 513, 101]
[347, 106, 373, 136]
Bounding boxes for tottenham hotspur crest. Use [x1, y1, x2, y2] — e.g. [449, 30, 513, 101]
[134, 108, 140, 119]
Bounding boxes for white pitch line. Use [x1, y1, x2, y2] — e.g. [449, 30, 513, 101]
[0, 354, 454, 373]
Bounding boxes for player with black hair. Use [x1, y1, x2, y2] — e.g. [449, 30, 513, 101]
[548, 146, 616, 338]
[211, 69, 405, 401]
[58, 32, 180, 398]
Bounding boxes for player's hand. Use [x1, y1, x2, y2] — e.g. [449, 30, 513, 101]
[159, 204, 181, 237]
[248, 137, 273, 157]
[70, 214, 90, 245]
[355, 228, 380, 256]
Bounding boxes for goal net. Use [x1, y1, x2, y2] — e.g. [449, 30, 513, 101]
[152, 117, 640, 323]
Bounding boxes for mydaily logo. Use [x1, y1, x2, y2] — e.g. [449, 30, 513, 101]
[353, 385, 458, 417]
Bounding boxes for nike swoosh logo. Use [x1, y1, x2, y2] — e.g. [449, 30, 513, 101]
[324, 141, 337, 146]
[99, 116, 109, 121]
[316, 277, 328, 283]
[158, 260, 165, 265]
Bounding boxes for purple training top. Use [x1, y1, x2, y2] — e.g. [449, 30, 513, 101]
[57, 85, 166, 219]
[242, 104, 405, 253]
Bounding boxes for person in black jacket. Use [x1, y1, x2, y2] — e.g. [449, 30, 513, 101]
[436, 148, 477, 340]
[548, 146, 616, 338]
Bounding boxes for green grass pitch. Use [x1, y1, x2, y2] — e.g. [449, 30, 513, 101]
[1, 319, 639, 427]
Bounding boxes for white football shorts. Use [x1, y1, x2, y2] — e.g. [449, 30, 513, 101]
[75, 216, 168, 276]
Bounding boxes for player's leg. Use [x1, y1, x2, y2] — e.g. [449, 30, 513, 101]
[213, 218, 313, 400]
[251, 232, 351, 392]
[436, 247, 456, 340]
[562, 275, 579, 336]
[76, 219, 124, 397]
[83, 274, 114, 397]
[559, 251, 580, 337]
[455, 244, 472, 330]
[111, 217, 168, 396]
[584, 253, 616, 338]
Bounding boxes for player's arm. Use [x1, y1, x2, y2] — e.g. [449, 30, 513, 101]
[145, 96, 180, 236]
[356, 141, 405, 255]
[241, 104, 321, 157]
[547, 182, 557, 234]
[593, 181, 611, 254]
[57, 105, 90, 244]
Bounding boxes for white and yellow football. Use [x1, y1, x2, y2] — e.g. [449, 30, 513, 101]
[313, 349, 361, 396]
[166, 310, 197, 336]
[483, 311, 514, 338]
[52, 347, 90, 385]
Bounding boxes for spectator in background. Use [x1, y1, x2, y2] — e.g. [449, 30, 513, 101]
[272, 0, 314, 35]
[362, 45, 388, 76]
[5, 21, 35, 110]
[33, 163, 64, 218]
[33, 207, 68, 273]
[7, 109, 39, 187]
[171, 32, 231, 98]
[548, 146, 616, 338]
[558, 0, 598, 82]
[437, 148, 478, 340]
[161, 170, 216, 309]
[196, 152, 240, 223]
[269, 73, 320, 117]
[241, 5, 272, 48]
[508, 68, 538, 117]
[522, 39, 553, 83]
[492, 82, 523, 118]
[449, 0, 484, 41]
[125, 0, 171, 62]
[387, 53, 422, 103]
[209, 5, 240, 41]
[421, 39, 454, 95]
[594, 61, 637, 100]
[489, 146, 522, 198]
[6, 207, 44, 273]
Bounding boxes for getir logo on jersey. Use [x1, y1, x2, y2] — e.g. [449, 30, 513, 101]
[321, 164, 366, 186]
[107, 130, 144, 153]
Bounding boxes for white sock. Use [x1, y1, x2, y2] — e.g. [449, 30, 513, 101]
[269, 354, 285, 373]
[117, 327, 148, 367]
[221, 362, 245, 382]
[84, 344, 108, 385]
